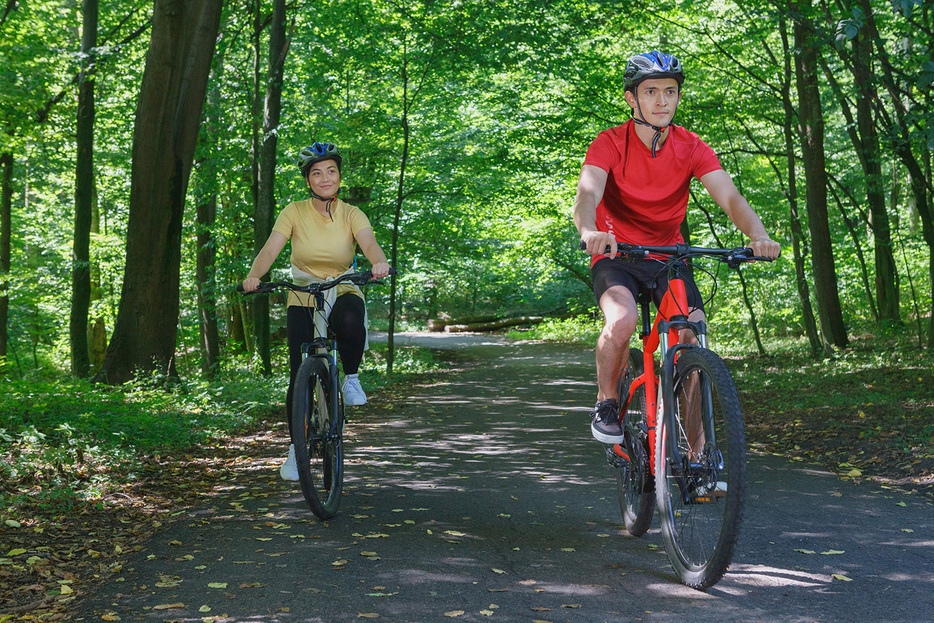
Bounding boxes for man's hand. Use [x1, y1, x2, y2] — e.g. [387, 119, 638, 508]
[581, 230, 618, 259]
[749, 237, 781, 260]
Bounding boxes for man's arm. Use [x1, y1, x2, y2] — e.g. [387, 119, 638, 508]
[699, 169, 781, 259]
[574, 164, 616, 258]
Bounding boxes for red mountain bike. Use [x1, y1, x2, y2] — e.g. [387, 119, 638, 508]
[592, 242, 773, 589]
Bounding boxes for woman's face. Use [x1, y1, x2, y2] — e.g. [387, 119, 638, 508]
[306, 159, 341, 198]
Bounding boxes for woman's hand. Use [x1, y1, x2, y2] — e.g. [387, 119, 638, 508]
[371, 262, 391, 279]
[242, 277, 261, 292]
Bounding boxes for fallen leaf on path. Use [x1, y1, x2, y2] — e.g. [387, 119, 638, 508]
[480, 610, 494, 617]
[794, 549, 816, 554]
[153, 603, 185, 610]
[491, 568, 507, 574]
[207, 582, 227, 589]
[820, 550, 845, 555]
[832, 574, 853, 581]
[357, 613, 379, 618]
[562, 604, 582, 608]
[443, 611, 465, 618]
[531, 607, 551, 611]
[101, 614, 120, 621]
[199, 606, 211, 613]
[444, 531, 467, 537]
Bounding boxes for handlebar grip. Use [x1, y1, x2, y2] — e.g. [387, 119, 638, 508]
[236, 284, 244, 292]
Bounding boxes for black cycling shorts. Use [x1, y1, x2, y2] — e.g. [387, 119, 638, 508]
[591, 255, 704, 314]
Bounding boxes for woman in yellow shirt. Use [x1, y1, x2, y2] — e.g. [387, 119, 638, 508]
[242, 142, 391, 480]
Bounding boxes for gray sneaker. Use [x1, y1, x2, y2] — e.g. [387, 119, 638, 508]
[590, 399, 623, 444]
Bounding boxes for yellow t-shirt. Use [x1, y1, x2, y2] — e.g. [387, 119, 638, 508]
[272, 198, 372, 307]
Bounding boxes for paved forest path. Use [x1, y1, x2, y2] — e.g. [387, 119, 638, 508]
[73, 338, 934, 623]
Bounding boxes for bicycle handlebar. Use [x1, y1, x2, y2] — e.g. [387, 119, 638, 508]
[578, 240, 777, 267]
[237, 268, 398, 295]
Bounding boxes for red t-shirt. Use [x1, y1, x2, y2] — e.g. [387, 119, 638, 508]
[583, 120, 722, 263]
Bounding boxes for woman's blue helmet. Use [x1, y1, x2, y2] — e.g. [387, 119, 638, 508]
[298, 142, 342, 177]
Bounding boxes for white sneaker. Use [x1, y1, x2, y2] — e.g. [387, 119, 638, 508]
[279, 444, 299, 481]
[342, 374, 367, 406]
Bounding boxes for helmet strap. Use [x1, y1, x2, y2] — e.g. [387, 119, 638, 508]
[309, 189, 338, 221]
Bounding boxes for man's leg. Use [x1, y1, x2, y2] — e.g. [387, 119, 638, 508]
[590, 285, 638, 444]
[682, 308, 706, 458]
[596, 285, 639, 401]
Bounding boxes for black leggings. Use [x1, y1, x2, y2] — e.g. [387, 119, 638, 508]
[285, 294, 366, 431]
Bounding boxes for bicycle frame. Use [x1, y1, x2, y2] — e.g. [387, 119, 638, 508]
[617, 265, 707, 478]
[302, 289, 343, 438]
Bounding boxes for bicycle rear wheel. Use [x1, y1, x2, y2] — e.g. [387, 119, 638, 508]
[655, 347, 745, 589]
[291, 356, 344, 520]
[615, 348, 654, 536]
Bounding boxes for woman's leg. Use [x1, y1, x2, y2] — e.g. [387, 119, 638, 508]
[329, 293, 366, 375]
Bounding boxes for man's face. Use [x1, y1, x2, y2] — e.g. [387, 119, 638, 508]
[626, 77, 682, 126]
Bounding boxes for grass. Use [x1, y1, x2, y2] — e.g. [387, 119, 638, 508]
[0, 342, 440, 515]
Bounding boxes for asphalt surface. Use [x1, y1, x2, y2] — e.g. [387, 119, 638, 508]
[73, 336, 934, 623]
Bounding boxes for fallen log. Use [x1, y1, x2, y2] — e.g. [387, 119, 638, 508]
[443, 316, 544, 333]
[427, 314, 505, 332]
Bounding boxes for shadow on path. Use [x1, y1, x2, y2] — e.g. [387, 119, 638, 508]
[73, 338, 934, 623]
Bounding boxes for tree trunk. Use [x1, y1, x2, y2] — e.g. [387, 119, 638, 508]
[387, 39, 410, 375]
[253, 0, 290, 376]
[194, 47, 226, 379]
[71, 0, 98, 378]
[792, 3, 849, 349]
[95, 0, 223, 384]
[853, 37, 899, 325]
[0, 150, 10, 359]
[860, 0, 934, 347]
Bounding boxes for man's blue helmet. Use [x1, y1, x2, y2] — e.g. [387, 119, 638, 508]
[623, 51, 684, 91]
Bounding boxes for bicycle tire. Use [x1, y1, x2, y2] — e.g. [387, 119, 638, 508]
[615, 348, 654, 536]
[655, 347, 745, 589]
[291, 356, 344, 519]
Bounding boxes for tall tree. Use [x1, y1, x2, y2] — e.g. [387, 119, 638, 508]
[0, 149, 9, 359]
[95, 0, 223, 384]
[252, 0, 291, 375]
[792, 1, 849, 348]
[860, 0, 934, 346]
[71, 0, 98, 377]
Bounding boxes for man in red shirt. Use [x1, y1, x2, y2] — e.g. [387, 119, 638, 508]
[574, 51, 780, 444]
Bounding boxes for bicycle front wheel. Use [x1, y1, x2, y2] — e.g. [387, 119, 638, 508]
[655, 347, 745, 590]
[291, 356, 344, 520]
[615, 348, 654, 536]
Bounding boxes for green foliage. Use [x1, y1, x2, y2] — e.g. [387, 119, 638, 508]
[1, 0, 933, 379]
[507, 315, 603, 344]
